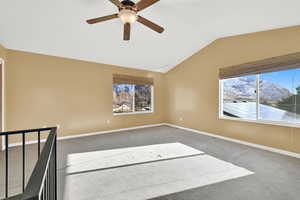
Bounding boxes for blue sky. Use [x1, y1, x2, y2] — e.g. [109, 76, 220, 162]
[260, 68, 300, 93]
[113, 84, 134, 94]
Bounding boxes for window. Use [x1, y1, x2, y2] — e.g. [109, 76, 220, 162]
[222, 75, 257, 120]
[134, 84, 152, 112]
[220, 68, 300, 126]
[113, 84, 153, 114]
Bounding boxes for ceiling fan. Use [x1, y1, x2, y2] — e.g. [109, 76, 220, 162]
[86, 0, 164, 40]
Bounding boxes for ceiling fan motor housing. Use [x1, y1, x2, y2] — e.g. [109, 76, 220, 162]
[121, 0, 135, 6]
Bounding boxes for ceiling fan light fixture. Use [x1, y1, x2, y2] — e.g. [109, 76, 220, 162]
[86, 0, 164, 40]
[118, 9, 138, 24]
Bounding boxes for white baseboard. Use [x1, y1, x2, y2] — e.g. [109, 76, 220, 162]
[58, 123, 165, 140]
[5, 123, 165, 148]
[164, 123, 300, 159]
[4, 122, 300, 160]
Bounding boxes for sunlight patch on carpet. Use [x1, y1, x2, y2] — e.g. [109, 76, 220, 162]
[66, 143, 203, 174]
[64, 143, 253, 200]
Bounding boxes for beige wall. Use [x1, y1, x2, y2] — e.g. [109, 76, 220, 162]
[2, 25, 300, 154]
[165, 25, 300, 154]
[5, 50, 165, 144]
[0, 44, 6, 148]
[0, 44, 6, 61]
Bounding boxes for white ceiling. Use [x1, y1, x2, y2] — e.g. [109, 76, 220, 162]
[1, 0, 300, 72]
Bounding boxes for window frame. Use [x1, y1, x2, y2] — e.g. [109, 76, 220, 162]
[113, 85, 154, 116]
[219, 74, 300, 128]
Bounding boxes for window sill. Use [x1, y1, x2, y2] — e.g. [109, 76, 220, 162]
[219, 116, 300, 128]
[113, 111, 153, 116]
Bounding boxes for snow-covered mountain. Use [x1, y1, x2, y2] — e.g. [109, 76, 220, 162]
[259, 81, 292, 102]
[223, 77, 293, 103]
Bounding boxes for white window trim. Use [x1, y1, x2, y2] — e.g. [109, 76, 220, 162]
[219, 77, 300, 129]
[256, 74, 260, 120]
[113, 86, 154, 116]
[113, 111, 154, 116]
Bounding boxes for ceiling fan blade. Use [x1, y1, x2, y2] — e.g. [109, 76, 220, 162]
[86, 14, 118, 24]
[137, 16, 164, 33]
[108, 0, 122, 8]
[124, 23, 131, 40]
[136, 0, 160, 11]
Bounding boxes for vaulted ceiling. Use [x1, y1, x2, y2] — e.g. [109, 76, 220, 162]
[1, 0, 300, 72]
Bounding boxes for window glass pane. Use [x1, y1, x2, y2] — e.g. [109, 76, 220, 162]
[134, 85, 152, 112]
[222, 75, 257, 120]
[113, 84, 134, 113]
[259, 69, 298, 123]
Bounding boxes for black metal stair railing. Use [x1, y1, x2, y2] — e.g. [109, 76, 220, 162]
[0, 127, 57, 200]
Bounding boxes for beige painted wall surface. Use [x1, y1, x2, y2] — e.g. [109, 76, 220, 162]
[0, 44, 5, 148]
[6, 50, 165, 144]
[0, 44, 6, 60]
[3, 25, 300, 154]
[165, 25, 300, 154]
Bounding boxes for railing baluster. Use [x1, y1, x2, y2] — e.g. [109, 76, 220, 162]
[48, 169, 50, 200]
[46, 169, 48, 200]
[54, 135, 57, 200]
[22, 131, 26, 192]
[49, 162, 51, 200]
[52, 157, 54, 200]
[38, 130, 41, 158]
[50, 157, 53, 200]
[5, 134, 8, 198]
[41, 189, 43, 200]
[45, 172, 48, 200]
[43, 185, 46, 200]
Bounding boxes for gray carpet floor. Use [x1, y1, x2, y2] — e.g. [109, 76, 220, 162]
[1, 125, 300, 200]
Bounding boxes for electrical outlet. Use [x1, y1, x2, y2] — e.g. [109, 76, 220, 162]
[106, 120, 111, 124]
[179, 117, 183, 121]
